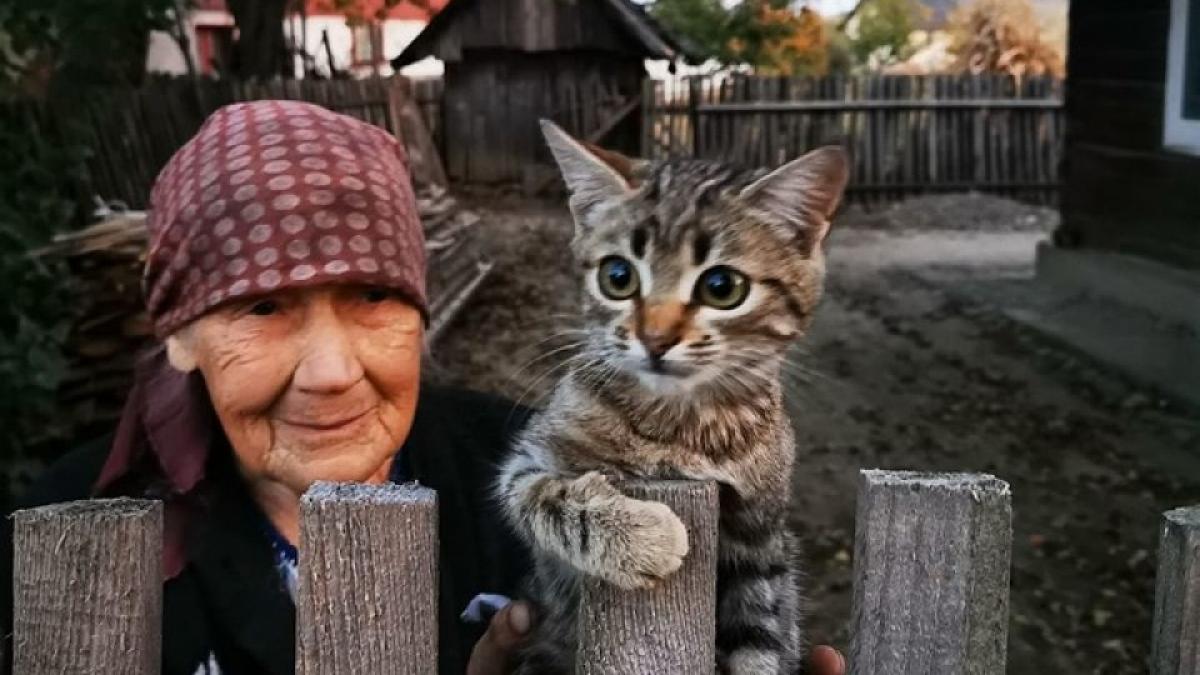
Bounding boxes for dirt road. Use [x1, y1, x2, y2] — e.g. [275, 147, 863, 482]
[432, 195, 1200, 674]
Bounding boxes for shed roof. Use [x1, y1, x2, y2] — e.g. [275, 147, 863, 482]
[391, 0, 701, 66]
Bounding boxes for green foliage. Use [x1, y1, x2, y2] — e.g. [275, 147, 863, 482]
[0, 0, 177, 91]
[0, 0, 171, 460]
[846, 0, 931, 66]
[650, 0, 830, 75]
[0, 105, 84, 460]
[649, 0, 735, 62]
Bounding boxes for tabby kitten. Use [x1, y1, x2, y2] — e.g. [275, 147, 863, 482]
[497, 120, 849, 675]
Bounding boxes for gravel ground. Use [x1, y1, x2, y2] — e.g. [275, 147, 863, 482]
[430, 193, 1200, 674]
[837, 193, 1061, 232]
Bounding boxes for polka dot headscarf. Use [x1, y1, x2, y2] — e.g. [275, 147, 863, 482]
[144, 100, 427, 339]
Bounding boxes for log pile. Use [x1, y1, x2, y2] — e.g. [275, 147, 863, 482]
[35, 189, 491, 436]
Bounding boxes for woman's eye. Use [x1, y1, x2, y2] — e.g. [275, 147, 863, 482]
[362, 287, 391, 303]
[249, 299, 279, 316]
[597, 256, 639, 300]
[695, 266, 750, 309]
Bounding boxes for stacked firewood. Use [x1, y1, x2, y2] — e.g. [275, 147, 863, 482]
[417, 185, 494, 343]
[35, 188, 491, 435]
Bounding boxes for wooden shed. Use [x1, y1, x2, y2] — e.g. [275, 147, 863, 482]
[1057, 0, 1200, 271]
[391, 0, 697, 185]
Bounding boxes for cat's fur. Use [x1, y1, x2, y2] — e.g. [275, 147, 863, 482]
[497, 120, 849, 675]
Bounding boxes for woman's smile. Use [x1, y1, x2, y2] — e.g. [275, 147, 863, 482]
[277, 407, 372, 433]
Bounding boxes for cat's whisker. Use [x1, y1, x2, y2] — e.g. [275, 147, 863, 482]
[510, 351, 591, 411]
[506, 340, 588, 386]
[498, 136, 849, 671]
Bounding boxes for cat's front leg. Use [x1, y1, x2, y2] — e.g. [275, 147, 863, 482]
[500, 452, 688, 589]
[716, 499, 804, 675]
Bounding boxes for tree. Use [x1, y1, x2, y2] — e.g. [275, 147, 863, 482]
[947, 0, 1064, 79]
[843, 0, 931, 67]
[0, 0, 177, 94]
[727, 2, 829, 76]
[224, 0, 294, 79]
[650, 0, 829, 75]
[648, 0, 732, 62]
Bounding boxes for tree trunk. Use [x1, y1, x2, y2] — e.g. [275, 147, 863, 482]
[226, 0, 291, 79]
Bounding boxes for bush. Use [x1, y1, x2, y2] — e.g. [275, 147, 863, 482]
[0, 104, 84, 462]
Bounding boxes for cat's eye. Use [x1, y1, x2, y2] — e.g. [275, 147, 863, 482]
[597, 256, 639, 300]
[695, 266, 749, 309]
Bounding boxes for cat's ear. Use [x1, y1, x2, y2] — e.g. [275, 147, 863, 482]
[739, 146, 850, 246]
[581, 142, 645, 187]
[540, 120, 635, 218]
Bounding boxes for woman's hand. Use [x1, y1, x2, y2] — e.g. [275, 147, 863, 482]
[466, 601, 533, 675]
[465, 600, 848, 675]
[807, 645, 848, 675]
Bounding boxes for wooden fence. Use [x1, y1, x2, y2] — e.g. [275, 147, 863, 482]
[20, 76, 444, 212]
[643, 74, 1065, 206]
[10, 471, 1199, 673]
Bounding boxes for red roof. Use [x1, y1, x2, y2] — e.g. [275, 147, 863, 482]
[194, 0, 446, 21]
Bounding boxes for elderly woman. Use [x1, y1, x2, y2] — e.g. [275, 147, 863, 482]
[1, 101, 846, 675]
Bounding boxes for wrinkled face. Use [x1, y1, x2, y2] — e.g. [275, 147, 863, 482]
[177, 284, 422, 494]
[574, 163, 829, 397]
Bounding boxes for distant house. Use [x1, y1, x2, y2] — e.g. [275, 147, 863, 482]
[145, 0, 447, 79]
[1056, 0, 1200, 270]
[1043, 0, 1200, 348]
[391, 0, 698, 184]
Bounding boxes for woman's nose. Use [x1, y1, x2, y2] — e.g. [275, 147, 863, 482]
[293, 322, 364, 394]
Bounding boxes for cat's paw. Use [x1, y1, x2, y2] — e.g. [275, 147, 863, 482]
[564, 470, 620, 500]
[589, 497, 689, 590]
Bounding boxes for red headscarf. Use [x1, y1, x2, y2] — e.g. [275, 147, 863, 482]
[95, 100, 427, 577]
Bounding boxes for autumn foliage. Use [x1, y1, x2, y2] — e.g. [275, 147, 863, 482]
[726, 2, 830, 76]
[947, 0, 1065, 79]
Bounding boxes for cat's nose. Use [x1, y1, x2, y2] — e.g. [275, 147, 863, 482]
[640, 331, 680, 359]
[638, 300, 685, 362]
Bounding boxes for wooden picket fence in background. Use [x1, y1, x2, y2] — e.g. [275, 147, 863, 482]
[17, 76, 444, 212]
[643, 73, 1065, 206]
[9, 471, 1199, 673]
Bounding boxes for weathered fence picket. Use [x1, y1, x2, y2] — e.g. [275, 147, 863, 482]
[296, 482, 439, 675]
[642, 73, 1065, 207]
[576, 480, 719, 675]
[11, 498, 162, 674]
[1151, 506, 1200, 675]
[849, 470, 1012, 675]
[8, 476, 1198, 674]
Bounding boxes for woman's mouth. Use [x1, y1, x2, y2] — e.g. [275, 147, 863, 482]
[278, 408, 371, 432]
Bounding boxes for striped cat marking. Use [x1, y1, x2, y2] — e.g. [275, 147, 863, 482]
[498, 120, 848, 675]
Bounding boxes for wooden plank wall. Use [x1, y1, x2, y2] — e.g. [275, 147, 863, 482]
[1061, 0, 1200, 271]
[29, 77, 417, 210]
[409, 77, 446, 152]
[420, 0, 647, 62]
[442, 52, 642, 184]
[643, 73, 1064, 207]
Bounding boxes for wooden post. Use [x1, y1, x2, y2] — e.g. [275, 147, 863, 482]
[849, 470, 1012, 675]
[1151, 505, 1200, 675]
[640, 77, 655, 159]
[576, 480, 719, 675]
[296, 482, 438, 675]
[12, 498, 163, 674]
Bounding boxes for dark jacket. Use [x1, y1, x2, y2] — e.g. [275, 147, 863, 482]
[1, 384, 533, 674]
